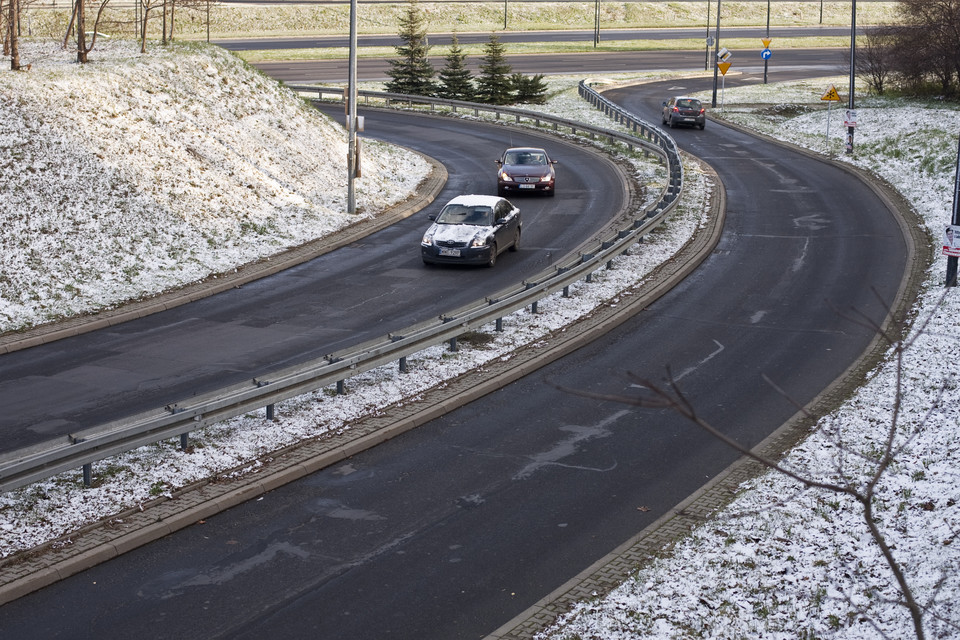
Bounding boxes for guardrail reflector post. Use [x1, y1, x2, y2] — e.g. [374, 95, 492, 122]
[496, 318, 503, 332]
[563, 285, 570, 298]
[266, 404, 275, 420]
[449, 336, 458, 352]
[83, 463, 92, 487]
[531, 301, 539, 314]
[337, 380, 346, 395]
[399, 356, 407, 373]
[180, 433, 189, 450]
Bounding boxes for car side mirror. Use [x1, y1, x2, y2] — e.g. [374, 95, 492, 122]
[495, 160, 502, 166]
[661, 101, 667, 107]
[428, 213, 437, 221]
[495, 217, 507, 226]
[552, 159, 559, 165]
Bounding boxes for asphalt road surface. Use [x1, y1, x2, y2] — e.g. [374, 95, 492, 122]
[255, 46, 851, 83]
[0, 109, 626, 454]
[0, 64, 910, 638]
[215, 26, 857, 51]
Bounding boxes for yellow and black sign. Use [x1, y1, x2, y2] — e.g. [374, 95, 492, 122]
[821, 85, 842, 102]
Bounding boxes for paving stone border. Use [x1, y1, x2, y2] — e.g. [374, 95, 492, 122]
[0, 152, 717, 606]
[486, 120, 931, 640]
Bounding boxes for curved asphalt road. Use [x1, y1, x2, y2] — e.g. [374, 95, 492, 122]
[0, 110, 625, 453]
[0, 70, 910, 637]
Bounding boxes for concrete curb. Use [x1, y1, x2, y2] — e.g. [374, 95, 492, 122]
[0, 152, 716, 607]
[485, 120, 931, 640]
[0, 151, 447, 355]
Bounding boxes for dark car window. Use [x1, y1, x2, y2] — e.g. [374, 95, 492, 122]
[677, 99, 701, 109]
[505, 152, 547, 166]
[437, 204, 494, 225]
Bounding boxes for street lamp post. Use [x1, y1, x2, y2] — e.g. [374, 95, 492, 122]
[704, 0, 711, 71]
[846, 0, 856, 154]
[347, 0, 358, 214]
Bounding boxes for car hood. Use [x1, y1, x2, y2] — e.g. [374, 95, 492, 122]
[430, 223, 492, 243]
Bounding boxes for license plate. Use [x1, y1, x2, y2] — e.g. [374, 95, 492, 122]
[439, 248, 461, 257]
[519, 184, 535, 189]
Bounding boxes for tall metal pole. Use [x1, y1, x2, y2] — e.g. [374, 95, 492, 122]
[763, 0, 770, 84]
[347, 0, 358, 214]
[947, 133, 960, 287]
[503, 0, 507, 30]
[594, 0, 600, 47]
[704, 0, 711, 71]
[846, 0, 856, 155]
[711, 0, 721, 108]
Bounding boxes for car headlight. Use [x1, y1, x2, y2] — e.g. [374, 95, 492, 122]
[540, 174, 554, 183]
[470, 234, 489, 248]
[499, 170, 513, 182]
[421, 230, 434, 246]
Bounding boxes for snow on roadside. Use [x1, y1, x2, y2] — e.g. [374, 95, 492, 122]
[0, 62, 701, 557]
[540, 80, 960, 639]
[0, 39, 428, 333]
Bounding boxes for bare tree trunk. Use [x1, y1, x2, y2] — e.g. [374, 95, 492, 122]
[75, 0, 88, 63]
[7, 0, 21, 70]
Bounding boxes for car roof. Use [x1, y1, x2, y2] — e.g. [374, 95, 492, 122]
[503, 147, 547, 154]
[672, 96, 701, 101]
[443, 194, 508, 207]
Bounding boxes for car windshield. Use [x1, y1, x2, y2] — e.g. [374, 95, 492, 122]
[504, 151, 547, 166]
[677, 99, 701, 109]
[436, 204, 494, 226]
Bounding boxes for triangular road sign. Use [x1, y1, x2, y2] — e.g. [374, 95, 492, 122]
[821, 84, 841, 101]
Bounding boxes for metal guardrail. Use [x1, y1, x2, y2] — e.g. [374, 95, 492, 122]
[0, 82, 683, 493]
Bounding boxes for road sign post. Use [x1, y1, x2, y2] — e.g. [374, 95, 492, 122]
[947, 133, 960, 286]
[821, 84, 842, 147]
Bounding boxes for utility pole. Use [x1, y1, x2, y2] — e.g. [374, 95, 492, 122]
[711, 0, 721, 108]
[347, 0, 358, 214]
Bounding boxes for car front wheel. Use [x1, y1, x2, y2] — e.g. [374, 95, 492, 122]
[486, 243, 498, 268]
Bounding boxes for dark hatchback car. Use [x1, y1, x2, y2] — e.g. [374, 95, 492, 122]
[496, 147, 557, 197]
[421, 195, 522, 267]
[661, 96, 706, 129]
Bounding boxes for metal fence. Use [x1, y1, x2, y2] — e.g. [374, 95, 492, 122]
[0, 82, 682, 493]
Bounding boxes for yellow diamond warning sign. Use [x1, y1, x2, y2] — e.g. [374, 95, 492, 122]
[821, 84, 842, 102]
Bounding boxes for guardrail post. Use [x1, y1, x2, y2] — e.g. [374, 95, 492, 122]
[337, 380, 346, 395]
[266, 403, 275, 420]
[563, 285, 570, 298]
[83, 463, 92, 487]
[180, 433, 189, 449]
[531, 301, 538, 314]
[496, 318, 503, 332]
[449, 336, 458, 352]
[399, 356, 407, 373]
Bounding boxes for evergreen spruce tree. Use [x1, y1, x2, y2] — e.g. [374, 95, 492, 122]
[385, 0, 436, 96]
[436, 33, 475, 101]
[475, 33, 514, 105]
[511, 73, 549, 105]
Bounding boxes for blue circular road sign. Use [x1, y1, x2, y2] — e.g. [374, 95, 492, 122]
[761, 48, 772, 60]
